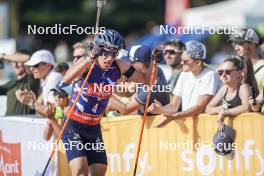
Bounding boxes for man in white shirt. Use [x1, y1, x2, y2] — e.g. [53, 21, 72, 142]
[16, 50, 63, 116]
[149, 40, 220, 127]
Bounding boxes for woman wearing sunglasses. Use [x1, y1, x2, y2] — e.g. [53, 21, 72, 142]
[205, 57, 251, 130]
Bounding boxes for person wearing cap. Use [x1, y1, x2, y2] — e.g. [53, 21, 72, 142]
[106, 45, 170, 115]
[162, 39, 184, 91]
[44, 86, 70, 141]
[229, 29, 264, 96]
[149, 40, 221, 127]
[0, 50, 40, 116]
[15, 49, 63, 117]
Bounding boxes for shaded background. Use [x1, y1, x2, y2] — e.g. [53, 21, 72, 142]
[0, 0, 264, 80]
[4, 0, 225, 50]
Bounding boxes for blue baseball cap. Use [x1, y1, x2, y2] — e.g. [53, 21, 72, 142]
[51, 83, 72, 98]
[185, 40, 210, 64]
[128, 45, 151, 63]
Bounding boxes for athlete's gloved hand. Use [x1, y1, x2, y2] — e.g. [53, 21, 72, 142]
[88, 43, 104, 60]
[151, 48, 163, 63]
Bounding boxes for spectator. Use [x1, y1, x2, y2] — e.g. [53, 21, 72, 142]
[15, 50, 63, 117]
[148, 40, 220, 127]
[229, 28, 264, 94]
[0, 50, 40, 116]
[160, 39, 184, 91]
[107, 45, 170, 115]
[56, 41, 90, 78]
[44, 86, 69, 141]
[72, 42, 88, 64]
[205, 58, 251, 130]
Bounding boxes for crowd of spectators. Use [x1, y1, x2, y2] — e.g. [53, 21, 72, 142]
[0, 28, 264, 135]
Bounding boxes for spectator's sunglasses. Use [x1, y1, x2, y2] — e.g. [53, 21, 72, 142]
[32, 62, 46, 68]
[181, 59, 190, 65]
[73, 55, 84, 60]
[163, 49, 182, 55]
[217, 69, 238, 76]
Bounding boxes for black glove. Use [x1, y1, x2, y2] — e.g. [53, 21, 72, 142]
[89, 43, 104, 59]
[151, 48, 163, 63]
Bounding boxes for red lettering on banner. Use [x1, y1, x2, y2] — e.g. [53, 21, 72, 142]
[0, 130, 22, 176]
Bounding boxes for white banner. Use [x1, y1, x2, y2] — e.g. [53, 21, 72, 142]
[0, 116, 58, 176]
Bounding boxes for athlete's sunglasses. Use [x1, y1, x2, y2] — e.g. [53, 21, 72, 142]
[101, 50, 119, 57]
[100, 46, 119, 57]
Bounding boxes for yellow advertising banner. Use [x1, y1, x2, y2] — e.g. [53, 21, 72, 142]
[58, 113, 264, 176]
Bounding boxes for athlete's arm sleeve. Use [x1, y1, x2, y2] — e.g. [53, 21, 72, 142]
[123, 66, 135, 79]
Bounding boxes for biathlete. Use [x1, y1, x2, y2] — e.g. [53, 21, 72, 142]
[61, 29, 160, 176]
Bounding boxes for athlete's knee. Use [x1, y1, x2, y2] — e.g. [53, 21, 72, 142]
[89, 164, 107, 176]
[71, 165, 88, 176]
[69, 158, 89, 176]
